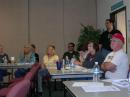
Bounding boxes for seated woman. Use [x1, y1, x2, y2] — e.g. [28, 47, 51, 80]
[15, 44, 36, 78]
[75, 41, 104, 79]
[78, 42, 89, 64]
[83, 42, 104, 68]
[43, 45, 59, 68]
[38, 45, 59, 94]
[0, 44, 10, 81]
[75, 41, 104, 68]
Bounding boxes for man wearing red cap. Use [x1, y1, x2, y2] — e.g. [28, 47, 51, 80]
[101, 33, 129, 79]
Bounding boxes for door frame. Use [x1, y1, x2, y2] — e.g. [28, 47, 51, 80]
[110, 7, 127, 53]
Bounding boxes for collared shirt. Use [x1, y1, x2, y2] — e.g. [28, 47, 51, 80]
[104, 49, 129, 79]
[18, 52, 35, 64]
[63, 51, 79, 61]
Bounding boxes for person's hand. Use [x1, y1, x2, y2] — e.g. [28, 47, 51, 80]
[109, 69, 116, 72]
[79, 51, 84, 57]
[109, 67, 117, 72]
[41, 64, 46, 69]
[74, 61, 82, 66]
[103, 62, 117, 72]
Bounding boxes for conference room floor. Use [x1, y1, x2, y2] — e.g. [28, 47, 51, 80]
[34, 81, 72, 97]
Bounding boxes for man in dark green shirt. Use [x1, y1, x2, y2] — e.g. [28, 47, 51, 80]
[63, 42, 79, 61]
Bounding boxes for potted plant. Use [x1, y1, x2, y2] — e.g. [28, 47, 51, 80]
[77, 24, 101, 51]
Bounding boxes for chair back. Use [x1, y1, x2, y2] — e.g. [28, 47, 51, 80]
[24, 71, 33, 81]
[6, 79, 30, 97]
[30, 63, 40, 78]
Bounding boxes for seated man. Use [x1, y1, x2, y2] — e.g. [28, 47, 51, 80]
[63, 42, 79, 61]
[101, 33, 129, 79]
[0, 44, 10, 81]
[30, 44, 39, 63]
[15, 44, 36, 78]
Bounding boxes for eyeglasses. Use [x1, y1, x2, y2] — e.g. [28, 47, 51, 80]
[110, 39, 121, 43]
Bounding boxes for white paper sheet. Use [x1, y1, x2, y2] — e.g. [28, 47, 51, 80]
[82, 85, 120, 92]
[47, 66, 57, 69]
[72, 82, 104, 87]
[112, 79, 129, 88]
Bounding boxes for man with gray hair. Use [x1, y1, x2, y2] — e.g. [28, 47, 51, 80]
[0, 44, 10, 81]
[15, 44, 36, 78]
[101, 33, 129, 79]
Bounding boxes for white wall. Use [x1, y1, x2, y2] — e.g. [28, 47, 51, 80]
[0, 0, 97, 62]
[30, 0, 97, 61]
[0, 0, 28, 59]
[97, 0, 121, 30]
[97, 0, 130, 63]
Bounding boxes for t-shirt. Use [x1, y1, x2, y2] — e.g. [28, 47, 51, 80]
[63, 51, 79, 61]
[99, 29, 122, 51]
[104, 49, 129, 79]
[43, 55, 59, 67]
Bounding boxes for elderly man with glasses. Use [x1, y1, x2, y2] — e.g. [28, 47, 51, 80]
[101, 33, 129, 79]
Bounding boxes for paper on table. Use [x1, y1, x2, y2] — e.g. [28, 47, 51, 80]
[75, 65, 83, 69]
[112, 79, 129, 88]
[72, 82, 104, 87]
[82, 85, 120, 92]
[47, 66, 57, 69]
[74, 65, 84, 71]
[102, 79, 113, 83]
[82, 69, 88, 73]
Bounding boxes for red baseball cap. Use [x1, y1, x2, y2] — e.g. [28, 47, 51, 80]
[112, 33, 125, 43]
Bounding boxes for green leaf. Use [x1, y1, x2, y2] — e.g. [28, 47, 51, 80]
[77, 24, 101, 51]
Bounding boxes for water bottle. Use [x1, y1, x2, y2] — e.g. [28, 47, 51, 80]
[93, 62, 100, 82]
[65, 56, 70, 69]
[128, 72, 130, 91]
[70, 55, 76, 69]
[62, 59, 65, 69]
[4, 56, 8, 64]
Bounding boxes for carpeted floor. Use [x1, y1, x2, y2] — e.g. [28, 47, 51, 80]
[33, 81, 73, 97]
